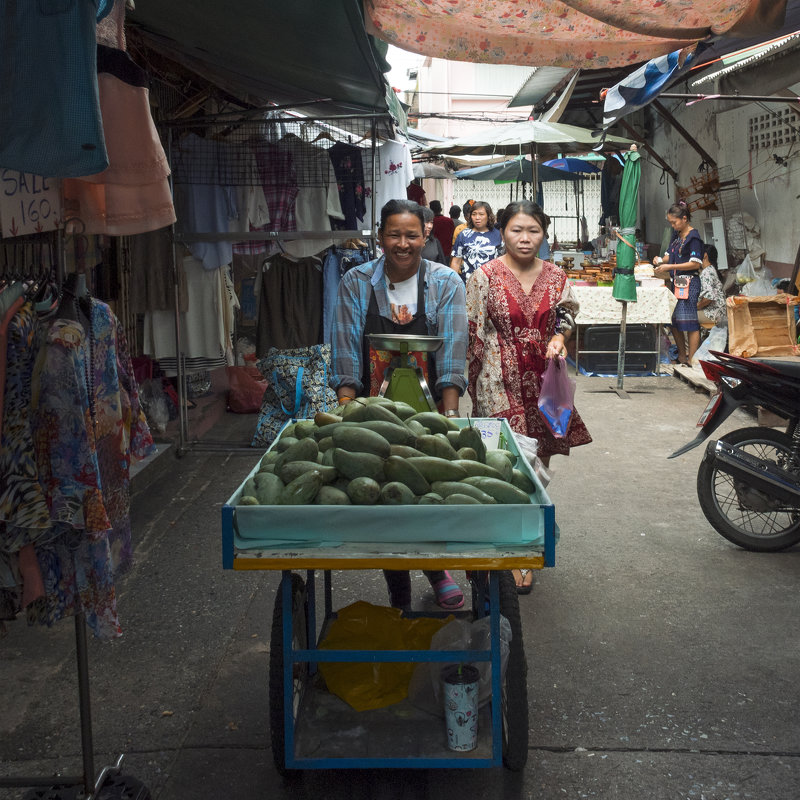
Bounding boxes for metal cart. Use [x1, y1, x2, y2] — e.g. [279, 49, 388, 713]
[221, 420, 556, 772]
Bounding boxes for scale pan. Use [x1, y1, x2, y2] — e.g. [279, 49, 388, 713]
[366, 333, 444, 353]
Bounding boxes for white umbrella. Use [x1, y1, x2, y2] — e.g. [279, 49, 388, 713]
[422, 119, 634, 159]
[412, 162, 454, 179]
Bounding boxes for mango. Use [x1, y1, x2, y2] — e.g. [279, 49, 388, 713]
[332, 426, 391, 459]
[380, 482, 417, 505]
[461, 476, 531, 505]
[346, 476, 381, 505]
[332, 448, 386, 482]
[383, 455, 431, 496]
[314, 486, 352, 505]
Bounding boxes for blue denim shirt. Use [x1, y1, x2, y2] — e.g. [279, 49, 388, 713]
[330, 256, 468, 396]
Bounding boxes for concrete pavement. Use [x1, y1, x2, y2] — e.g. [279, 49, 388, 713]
[2, 373, 799, 799]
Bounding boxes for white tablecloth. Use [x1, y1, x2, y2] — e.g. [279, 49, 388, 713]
[573, 286, 677, 326]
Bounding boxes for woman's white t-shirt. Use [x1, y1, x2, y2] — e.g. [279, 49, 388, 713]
[387, 274, 417, 324]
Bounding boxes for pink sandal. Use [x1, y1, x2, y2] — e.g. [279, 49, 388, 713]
[431, 571, 464, 610]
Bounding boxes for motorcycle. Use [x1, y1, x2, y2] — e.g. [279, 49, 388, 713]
[670, 350, 800, 552]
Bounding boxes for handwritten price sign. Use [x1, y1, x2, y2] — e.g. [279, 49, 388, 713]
[472, 418, 502, 451]
[1, 170, 62, 238]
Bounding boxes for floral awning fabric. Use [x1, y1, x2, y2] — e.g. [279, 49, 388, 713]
[364, 0, 784, 69]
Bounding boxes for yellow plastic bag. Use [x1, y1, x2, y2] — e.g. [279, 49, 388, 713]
[318, 601, 451, 711]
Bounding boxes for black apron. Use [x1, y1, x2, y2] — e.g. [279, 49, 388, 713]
[360, 263, 437, 399]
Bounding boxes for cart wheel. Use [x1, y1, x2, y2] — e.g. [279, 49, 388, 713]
[269, 572, 309, 775]
[95, 775, 153, 799]
[498, 570, 529, 771]
[22, 787, 82, 800]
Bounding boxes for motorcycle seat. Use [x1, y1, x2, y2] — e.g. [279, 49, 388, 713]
[753, 358, 800, 380]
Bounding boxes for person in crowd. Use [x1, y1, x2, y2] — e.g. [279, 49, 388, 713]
[330, 198, 468, 611]
[406, 181, 427, 206]
[449, 204, 463, 227]
[452, 199, 474, 245]
[421, 206, 447, 264]
[697, 244, 726, 328]
[450, 200, 503, 283]
[653, 201, 704, 365]
[429, 200, 455, 260]
[466, 200, 592, 593]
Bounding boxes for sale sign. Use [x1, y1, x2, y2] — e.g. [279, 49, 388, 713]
[0, 170, 62, 238]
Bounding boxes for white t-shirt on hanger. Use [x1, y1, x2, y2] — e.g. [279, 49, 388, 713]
[363, 139, 415, 230]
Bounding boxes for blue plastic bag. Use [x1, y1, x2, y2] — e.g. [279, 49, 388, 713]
[537, 356, 575, 438]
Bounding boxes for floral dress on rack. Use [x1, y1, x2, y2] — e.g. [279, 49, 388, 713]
[29, 301, 154, 639]
[467, 259, 592, 459]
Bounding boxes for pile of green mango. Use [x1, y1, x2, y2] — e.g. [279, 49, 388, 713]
[238, 397, 536, 507]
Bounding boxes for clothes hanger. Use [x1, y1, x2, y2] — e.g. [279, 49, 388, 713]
[311, 130, 336, 145]
[352, 130, 375, 146]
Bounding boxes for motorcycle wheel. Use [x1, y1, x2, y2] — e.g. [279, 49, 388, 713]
[697, 426, 800, 552]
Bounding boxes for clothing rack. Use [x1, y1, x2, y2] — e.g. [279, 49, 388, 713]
[0, 239, 150, 798]
[159, 112, 391, 454]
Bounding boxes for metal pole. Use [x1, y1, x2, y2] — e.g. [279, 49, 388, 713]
[370, 118, 378, 249]
[617, 302, 628, 394]
[166, 128, 189, 453]
[75, 613, 95, 795]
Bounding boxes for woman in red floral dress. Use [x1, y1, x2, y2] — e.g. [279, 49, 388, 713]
[467, 201, 591, 589]
[467, 200, 591, 455]
[467, 199, 591, 457]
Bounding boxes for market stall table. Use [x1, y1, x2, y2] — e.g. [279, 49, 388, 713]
[571, 285, 677, 374]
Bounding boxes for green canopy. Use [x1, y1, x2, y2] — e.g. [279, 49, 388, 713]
[612, 148, 640, 304]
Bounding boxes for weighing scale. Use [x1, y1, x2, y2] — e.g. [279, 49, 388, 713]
[366, 333, 443, 412]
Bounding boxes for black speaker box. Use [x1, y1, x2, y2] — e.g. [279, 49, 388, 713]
[578, 324, 659, 374]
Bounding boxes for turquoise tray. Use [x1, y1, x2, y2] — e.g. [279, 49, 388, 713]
[225, 418, 555, 552]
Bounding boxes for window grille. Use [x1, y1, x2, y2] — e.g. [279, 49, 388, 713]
[747, 108, 800, 151]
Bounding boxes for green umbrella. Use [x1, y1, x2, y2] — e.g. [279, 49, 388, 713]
[611, 145, 640, 394]
[613, 146, 640, 303]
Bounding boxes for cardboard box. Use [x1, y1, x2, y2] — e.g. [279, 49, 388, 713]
[727, 295, 799, 358]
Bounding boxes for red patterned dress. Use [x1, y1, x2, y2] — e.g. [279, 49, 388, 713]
[467, 258, 592, 458]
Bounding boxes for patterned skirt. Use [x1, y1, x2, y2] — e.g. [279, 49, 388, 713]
[672, 275, 701, 331]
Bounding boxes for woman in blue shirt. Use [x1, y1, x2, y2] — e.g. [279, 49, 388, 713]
[450, 201, 503, 283]
[653, 202, 704, 365]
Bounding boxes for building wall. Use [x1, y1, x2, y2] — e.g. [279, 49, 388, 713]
[641, 79, 800, 277]
[416, 58, 533, 209]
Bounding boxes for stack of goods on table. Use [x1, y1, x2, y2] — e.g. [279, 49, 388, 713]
[564, 262, 615, 286]
[633, 262, 665, 288]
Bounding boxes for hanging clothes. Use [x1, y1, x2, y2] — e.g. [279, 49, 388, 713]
[172, 134, 239, 270]
[329, 142, 367, 230]
[280, 136, 345, 259]
[61, 45, 176, 236]
[143, 255, 238, 376]
[1, 291, 154, 639]
[256, 254, 323, 355]
[0, 301, 52, 620]
[363, 139, 415, 229]
[127, 227, 190, 314]
[0, 0, 112, 177]
[322, 246, 372, 344]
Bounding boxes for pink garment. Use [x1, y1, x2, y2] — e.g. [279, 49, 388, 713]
[62, 73, 176, 235]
